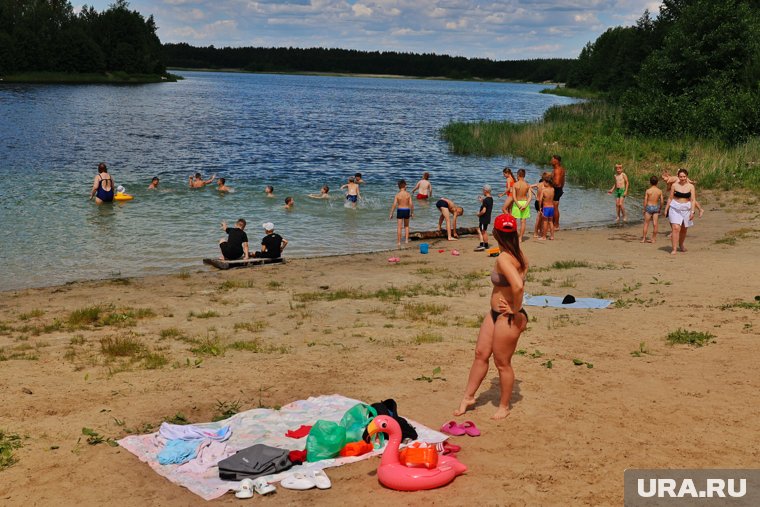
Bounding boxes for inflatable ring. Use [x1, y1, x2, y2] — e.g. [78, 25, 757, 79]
[114, 192, 134, 201]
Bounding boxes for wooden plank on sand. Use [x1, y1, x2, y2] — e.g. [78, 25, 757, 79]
[203, 257, 285, 270]
[409, 227, 479, 241]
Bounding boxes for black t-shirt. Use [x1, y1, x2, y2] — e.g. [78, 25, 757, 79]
[225, 227, 248, 257]
[479, 196, 494, 223]
[261, 233, 283, 258]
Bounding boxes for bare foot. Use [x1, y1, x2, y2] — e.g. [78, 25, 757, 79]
[671, 249, 677, 255]
[679, 245, 687, 252]
[549, 236, 554, 240]
[651, 239, 656, 244]
[491, 406, 510, 420]
[640, 238, 646, 243]
[537, 237, 546, 241]
[448, 237, 458, 241]
[454, 397, 476, 416]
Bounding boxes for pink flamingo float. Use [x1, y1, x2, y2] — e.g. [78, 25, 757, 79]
[364, 415, 467, 491]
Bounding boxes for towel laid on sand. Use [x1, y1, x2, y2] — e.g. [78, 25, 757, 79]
[523, 294, 613, 309]
[119, 394, 447, 500]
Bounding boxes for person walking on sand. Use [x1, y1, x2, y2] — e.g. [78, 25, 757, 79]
[412, 172, 432, 200]
[189, 172, 215, 188]
[218, 219, 249, 260]
[475, 185, 494, 251]
[90, 163, 115, 204]
[539, 177, 556, 241]
[664, 168, 696, 255]
[341, 176, 361, 208]
[641, 176, 663, 243]
[389, 179, 414, 246]
[607, 163, 629, 224]
[509, 169, 533, 241]
[551, 155, 566, 229]
[454, 213, 529, 420]
[436, 198, 464, 241]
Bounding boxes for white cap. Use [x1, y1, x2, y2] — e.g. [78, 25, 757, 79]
[262, 222, 274, 231]
[117, 185, 126, 193]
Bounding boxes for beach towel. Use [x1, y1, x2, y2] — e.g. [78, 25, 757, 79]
[118, 394, 447, 500]
[523, 294, 613, 309]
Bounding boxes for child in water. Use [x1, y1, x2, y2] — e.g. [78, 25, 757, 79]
[389, 179, 414, 246]
[264, 185, 275, 198]
[284, 196, 294, 210]
[607, 164, 629, 223]
[641, 176, 663, 243]
[148, 177, 159, 190]
[308, 185, 330, 199]
[217, 178, 232, 193]
[341, 177, 360, 208]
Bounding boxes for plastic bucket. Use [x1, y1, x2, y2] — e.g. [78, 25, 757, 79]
[419, 243, 429, 254]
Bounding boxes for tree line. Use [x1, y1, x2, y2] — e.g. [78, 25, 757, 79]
[163, 43, 575, 83]
[0, 0, 165, 75]
[567, 0, 760, 144]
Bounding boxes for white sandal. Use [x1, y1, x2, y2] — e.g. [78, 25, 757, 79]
[280, 472, 316, 490]
[311, 469, 332, 490]
[235, 478, 254, 499]
[253, 477, 276, 495]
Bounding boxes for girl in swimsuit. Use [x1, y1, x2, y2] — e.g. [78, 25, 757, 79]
[455, 213, 529, 420]
[90, 163, 114, 204]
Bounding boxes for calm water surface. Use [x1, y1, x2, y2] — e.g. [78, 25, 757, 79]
[0, 72, 613, 291]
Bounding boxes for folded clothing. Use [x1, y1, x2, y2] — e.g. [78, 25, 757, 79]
[158, 439, 203, 465]
[218, 444, 292, 481]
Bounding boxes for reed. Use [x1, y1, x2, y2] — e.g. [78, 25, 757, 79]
[442, 101, 760, 192]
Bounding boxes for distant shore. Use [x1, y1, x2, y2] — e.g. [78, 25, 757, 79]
[0, 72, 182, 85]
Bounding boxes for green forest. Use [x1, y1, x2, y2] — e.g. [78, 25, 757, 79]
[163, 43, 575, 83]
[0, 0, 166, 78]
[566, 0, 760, 145]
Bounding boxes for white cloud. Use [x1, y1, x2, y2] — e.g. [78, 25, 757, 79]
[352, 3, 373, 16]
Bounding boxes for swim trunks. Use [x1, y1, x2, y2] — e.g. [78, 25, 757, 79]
[511, 200, 530, 220]
[542, 207, 555, 219]
[478, 217, 489, 231]
[346, 194, 358, 203]
[645, 204, 660, 215]
[553, 186, 564, 201]
[397, 208, 410, 219]
[435, 199, 448, 209]
[614, 188, 625, 198]
[416, 194, 429, 200]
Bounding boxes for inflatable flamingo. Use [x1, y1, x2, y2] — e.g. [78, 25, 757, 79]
[364, 415, 467, 491]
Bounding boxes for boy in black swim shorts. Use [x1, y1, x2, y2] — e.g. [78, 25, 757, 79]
[389, 179, 414, 246]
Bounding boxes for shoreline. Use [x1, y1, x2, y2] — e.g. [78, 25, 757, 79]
[1, 201, 758, 505]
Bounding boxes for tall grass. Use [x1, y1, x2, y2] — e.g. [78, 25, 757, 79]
[441, 101, 760, 192]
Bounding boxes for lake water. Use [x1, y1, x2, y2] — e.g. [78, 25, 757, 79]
[0, 71, 614, 291]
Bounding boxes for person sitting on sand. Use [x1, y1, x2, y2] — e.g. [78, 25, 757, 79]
[341, 177, 361, 208]
[148, 177, 159, 190]
[308, 185, 330, 199]
[389, 179, 414, 246]
[265, 185, 275, 197]
[412, 172, 432, 200]
[284, 196, 294, 210]
[90, 163, 115, 204]
[218, 219, 249, 260]
[455, 213, 529, 420]
[190, 172, 215, 188]
[607, 163, 629, 224]
[217, 178, 232, 193]
[435, 197, 464, 241]
[641, 176, 663, 243]
[251, 222, 288, 259]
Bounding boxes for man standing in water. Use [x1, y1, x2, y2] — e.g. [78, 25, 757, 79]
[551, 155, 566, 230]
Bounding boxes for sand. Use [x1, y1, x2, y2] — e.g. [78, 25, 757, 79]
[1, 194, 759, 506]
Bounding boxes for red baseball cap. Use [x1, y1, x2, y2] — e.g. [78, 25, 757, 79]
[493, 213, 517, 233]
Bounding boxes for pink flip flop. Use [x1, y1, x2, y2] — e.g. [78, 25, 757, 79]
[440, 420, 466, 436]
[451, 249, 460, 256]
[462, 421, 481, 437]
[436, 442, 462, 455]
[387, 257, 400, 263]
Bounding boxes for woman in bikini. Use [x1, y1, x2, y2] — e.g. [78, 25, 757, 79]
[89, 163, 115, 204]
[664, 168, 696, 255]
[455, 213, 528, 420]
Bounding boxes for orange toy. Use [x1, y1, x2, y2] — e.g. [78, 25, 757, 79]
[399, 442, 438, 469]
[339, 440, 374, 457]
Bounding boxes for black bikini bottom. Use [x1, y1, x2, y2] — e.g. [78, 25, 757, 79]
[491, 308, 528, 325]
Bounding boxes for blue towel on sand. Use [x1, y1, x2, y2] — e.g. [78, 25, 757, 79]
[158, 438, 203, 465]
[523, 295, 612, 309]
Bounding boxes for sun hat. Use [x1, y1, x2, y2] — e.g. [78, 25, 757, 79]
[493, 213, 517, 233]
[262, 222, 274, 231]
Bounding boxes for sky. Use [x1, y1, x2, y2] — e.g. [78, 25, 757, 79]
[83, 0, 663, 59]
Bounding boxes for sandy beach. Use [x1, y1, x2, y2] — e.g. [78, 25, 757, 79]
[1, 192, 759, 506]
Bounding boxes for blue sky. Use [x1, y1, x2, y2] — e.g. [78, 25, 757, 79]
[84, 0, 661, 59]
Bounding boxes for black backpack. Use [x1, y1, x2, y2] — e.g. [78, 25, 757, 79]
[217, 444, 292, 481]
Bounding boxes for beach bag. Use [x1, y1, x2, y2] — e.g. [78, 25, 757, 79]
[217, 444, 292, 481]
[340, 403, 377, 443]
[306, 420, 346, 462]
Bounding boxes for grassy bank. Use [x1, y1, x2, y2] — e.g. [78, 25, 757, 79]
[442, 100, 760, 192]
[0, 72, 182, 84]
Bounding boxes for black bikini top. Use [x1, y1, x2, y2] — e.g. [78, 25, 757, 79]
[673, 190, 691, 199]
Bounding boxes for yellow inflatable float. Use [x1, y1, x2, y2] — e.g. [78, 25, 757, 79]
[114, 192, 133, 201]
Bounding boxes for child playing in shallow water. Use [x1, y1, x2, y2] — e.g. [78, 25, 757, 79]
[308, 185, 330, 199]
[641, 176, 663, 243]
[389, 179, 414, 246]
[539, 176, 556, 240]
[341, 177, 360, 208]
[607, 163, 629, 224]
[264, 185, 274, 198]
[284, 196, 294, 210]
